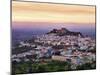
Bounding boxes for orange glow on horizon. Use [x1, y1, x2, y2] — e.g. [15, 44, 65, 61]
[12, 1, 95, 25]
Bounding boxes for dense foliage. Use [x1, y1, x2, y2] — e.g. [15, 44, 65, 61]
[12, 60, 96, 75]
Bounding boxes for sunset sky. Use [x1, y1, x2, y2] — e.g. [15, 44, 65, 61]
[12, 1, 95, 29]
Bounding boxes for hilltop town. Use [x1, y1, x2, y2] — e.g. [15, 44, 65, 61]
[12, 28, 96, 71]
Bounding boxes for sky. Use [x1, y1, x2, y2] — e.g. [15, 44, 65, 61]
[12, 1, 96, 29]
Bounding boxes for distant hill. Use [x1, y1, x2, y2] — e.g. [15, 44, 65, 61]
[47, 28, 83, 37]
